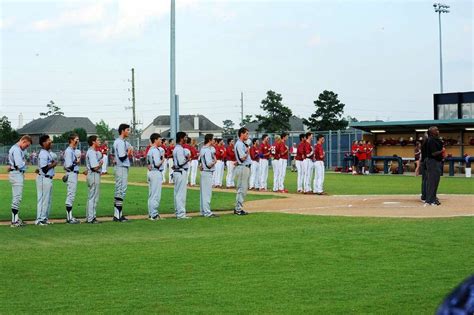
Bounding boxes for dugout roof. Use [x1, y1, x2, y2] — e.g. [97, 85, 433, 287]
[350, 119, 474, 133]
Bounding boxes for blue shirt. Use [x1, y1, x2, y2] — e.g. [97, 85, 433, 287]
[147, 146, 164, 171]
[38, 149, 55, 177]
[64, 146, 79, 172]
[200, 146, 215, 171]
[86, 148, 102, 172]
[173, 144, 189, 170]
[114, 138, 131, 167]
[8, 144, 27, 172]
[234, 140, 251, 166]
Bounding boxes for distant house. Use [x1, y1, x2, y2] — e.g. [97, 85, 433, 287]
[141, 114, 223, 141]
[244, 116, 308, 137]
[17, 115, 96, 144]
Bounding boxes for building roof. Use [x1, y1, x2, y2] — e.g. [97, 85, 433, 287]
[350, 119, 474, 133]
[148, 114, 222, 131]
[17, 115, 97, 135]
[245, 116, 305, 132]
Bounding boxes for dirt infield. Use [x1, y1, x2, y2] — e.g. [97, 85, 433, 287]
[1, 173, 473, 220]
[245, 194, 474, 218]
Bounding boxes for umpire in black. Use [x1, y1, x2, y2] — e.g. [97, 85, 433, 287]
[425, 126, 445, 206]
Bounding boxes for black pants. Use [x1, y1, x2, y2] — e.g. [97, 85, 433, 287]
[426, 158, 442, 203]
[420, 160, 428, 200]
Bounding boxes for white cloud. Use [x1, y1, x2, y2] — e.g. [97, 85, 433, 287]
[307, 35, 321, 47]
[0, 17, 16, 30]
[31, 2, 106, 31]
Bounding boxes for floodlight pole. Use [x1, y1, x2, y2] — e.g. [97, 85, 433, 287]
[433, 3, 450, 94]
[170, 0, 178, 139]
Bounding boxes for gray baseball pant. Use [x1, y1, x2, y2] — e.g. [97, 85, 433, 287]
[65, 172, 78, 207]
[173, 171, 188, 218]
[36, 176, 53, 222]
[200, 171, 214, 216]
[235, 165, 250, 211]
[86, 172, 100, 221]
[9, 171, 24, 211]
[148, 170, 163, 218]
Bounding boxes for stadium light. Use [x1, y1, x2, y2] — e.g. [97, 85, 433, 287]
[415, 129, 428, 132]
[433, 3, 450, 93]
[465, 128, 474, 131]
[370, 130, 386, 133]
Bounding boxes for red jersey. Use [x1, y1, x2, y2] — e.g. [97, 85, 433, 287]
[99, 144, 108, 155]
[278, 142, 289, 160]
[250, 146, 260, 162]
[314, 143, 325, 161]
[226, 145, 236, 162]
[366, 144, 373, 159]
[215, 145, 226, 160]
[296, 141, 305, 161]
[270, 144, 280, 160]
[165, 145, 174, 159]
[357, 144, 367, 160]
[303, 141, 313, 159]
[260, 142, 271, 159]
[351, 144, 359, 156]
[190, 145, 198, 160]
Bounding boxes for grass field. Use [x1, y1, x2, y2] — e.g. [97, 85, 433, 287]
[0, 214, 473, 313]
[0, 167, 473, 313]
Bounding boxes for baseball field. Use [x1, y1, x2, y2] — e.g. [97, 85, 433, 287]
[0, 168, 473, 313]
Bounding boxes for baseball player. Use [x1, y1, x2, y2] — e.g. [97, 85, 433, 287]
[166, 139, 175, 184]
[296, 133, 306, 193]
[271, 135, 281, 192]
[147, 133, 165, 220]
[249, 138, 260, 190]
[234, 127, 251, 215]
[313, 134, 326, 195]
[259, 134, 271, 191]
[303, 132, 314, 194]
[161, 139, 169, 182]
[225, 138, 236, 188]
[85, 135, 103, 224]
[199, 134, 219, 218]
[173, 131, 191, 219]
[187, 138, 199, 187]
[213, 138, 225, 188]
[36, 135, 57, 226]
[278, 132, 289, 193]
[63, 133, 81, 224]
[8, 135, 32, 227]
[100, 140, 109, 174]
[113, 123, 133, 222]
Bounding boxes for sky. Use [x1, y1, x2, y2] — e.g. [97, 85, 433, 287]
[1, 0, 473, 131]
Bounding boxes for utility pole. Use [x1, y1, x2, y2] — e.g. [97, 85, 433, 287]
[240, 91, 244, 126]
[131, 68, 137, 136]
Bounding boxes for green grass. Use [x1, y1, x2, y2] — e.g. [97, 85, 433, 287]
[0, 180, 277, 221]
[0, 214, 472, 313]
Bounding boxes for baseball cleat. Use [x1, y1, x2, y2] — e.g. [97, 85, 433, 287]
[234, 210, 248, 216]
[10, 221, 24, 228]
[66, 217, 81, 224]
[86, 218, 101, 224]
[206, 213, 219, 218]
[148, 215, 161, 221]
[35, 220, 48, 226]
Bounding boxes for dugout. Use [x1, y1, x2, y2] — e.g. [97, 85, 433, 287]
[350, 91, 474, 174]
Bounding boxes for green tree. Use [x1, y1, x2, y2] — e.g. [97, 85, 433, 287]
[240, 114, 255, 127]
[53, 128, 87, 143]
[222, 119, 235, 137]
[303, 90, 348, 131]
[40, 100, 64, 117]
[96, 119, 114, 140]
[255, 90, 292, 133]
[0, 116, 20, 145]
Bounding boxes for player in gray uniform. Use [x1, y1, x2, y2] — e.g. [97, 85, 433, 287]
[199, 134, 219, 218]
[36, 135, 57, 225]
[8, 135, 32, 227]
[113, 123, 133, 222]
[173, 132, 191, 219]
[85, 135, 103, 224]
[234, 127, 251, 215]
[63, 133, 81, 224]
[147, 133, 165, 220]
